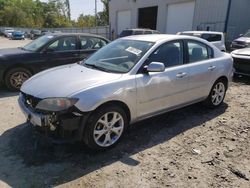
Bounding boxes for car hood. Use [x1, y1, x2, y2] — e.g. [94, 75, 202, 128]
[21, 63, 123, 98]
[232, 48, 250, 56]
[234, 37, 250, 43]
[0, 48, 30, 57]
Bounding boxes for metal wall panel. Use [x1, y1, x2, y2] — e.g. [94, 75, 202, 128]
[227, 0, 250, 41]
[192, 0, 228, 31]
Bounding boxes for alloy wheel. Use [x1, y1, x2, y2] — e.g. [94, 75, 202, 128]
[211, 82, 225, 106]
[93, 112, 124, 147]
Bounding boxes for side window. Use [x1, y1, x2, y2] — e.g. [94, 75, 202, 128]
[47, 36, 77, 52]
[187, 41, 209, 63]
[80, 36, 108, 50]
[201, 34, 222, 42]
[147, 41, 184, 68]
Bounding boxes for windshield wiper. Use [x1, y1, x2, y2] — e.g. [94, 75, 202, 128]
[84, 63, 112, 73]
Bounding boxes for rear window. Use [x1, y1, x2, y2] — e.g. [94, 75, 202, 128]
[119, 30, 133, 37]
[134, 30, 144, 35]
[201, 34, 222, 42]
[144, 30, 153, 34]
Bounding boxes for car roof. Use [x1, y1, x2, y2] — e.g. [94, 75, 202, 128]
[123, 28, 157, 31]
[46, 33, 109, 40]
[121, 34, 203, 43]
[180, 31, 223, 35]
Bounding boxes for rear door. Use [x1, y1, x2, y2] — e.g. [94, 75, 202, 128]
[185, 40, 215, 101]
[136, 40, 190, 118]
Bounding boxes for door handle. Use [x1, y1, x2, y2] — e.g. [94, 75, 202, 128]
[176, 72, 187, 78]
[208, 66, 216, 71]
[72, 53, 78, 56]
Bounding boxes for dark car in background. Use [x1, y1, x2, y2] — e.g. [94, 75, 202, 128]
[0, 33, 109, 90]
[119, 28, 160, 38]
[11, 31, 25, 40]
[231, 48, 250, 76]
[231, 29, 250, 50]
[30, 29, 42, 40]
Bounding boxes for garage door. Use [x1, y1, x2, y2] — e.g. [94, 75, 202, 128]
[117, 10, 131, 35]
[166, 1, 195, 34]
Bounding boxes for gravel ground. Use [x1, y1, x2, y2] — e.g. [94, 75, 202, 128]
[0, 37, 249, 188]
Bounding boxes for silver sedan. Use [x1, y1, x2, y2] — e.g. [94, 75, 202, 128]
[19, 34, 234, 150]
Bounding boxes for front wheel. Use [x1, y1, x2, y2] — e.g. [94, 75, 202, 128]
[204, 80, 227, 108]
[83, 105, 128, 151]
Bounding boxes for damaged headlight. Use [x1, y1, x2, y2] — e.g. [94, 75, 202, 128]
[36, 98, 79, 112]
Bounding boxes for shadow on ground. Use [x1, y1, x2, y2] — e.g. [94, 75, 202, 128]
[0, 103, 228, 187]
[233, 75, 250, 85]
[0, 86, 18, 98]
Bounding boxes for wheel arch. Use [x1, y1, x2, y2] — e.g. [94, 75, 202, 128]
[215, 76, 228, 90]
[92, 100, 131, 123]
[3, 64, 34, 81]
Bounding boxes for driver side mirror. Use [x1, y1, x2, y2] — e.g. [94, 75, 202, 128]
[144, 62, 165, 73]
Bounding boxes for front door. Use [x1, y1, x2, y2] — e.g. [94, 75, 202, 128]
[136, 40, 190, 118]
[41, 36, 79, 70]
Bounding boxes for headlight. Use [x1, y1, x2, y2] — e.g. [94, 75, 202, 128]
[36, 98, 78, 112]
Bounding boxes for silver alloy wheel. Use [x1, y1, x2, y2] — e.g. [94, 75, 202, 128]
[93, 112, 124, 147]
[211, 82, 225, 106]
[10, 71, 30, 89]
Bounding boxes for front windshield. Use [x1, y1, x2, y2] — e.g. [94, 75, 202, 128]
[243, 31, 250, 37]
[83, 39, 154, 73]
[23, 35, 54, 52]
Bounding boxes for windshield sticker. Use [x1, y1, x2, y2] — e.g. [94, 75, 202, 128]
[47, 35, 54, 39]
[126, 47, 142, 56]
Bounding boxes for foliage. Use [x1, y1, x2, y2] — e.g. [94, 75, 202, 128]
[0, 0, 109, 28]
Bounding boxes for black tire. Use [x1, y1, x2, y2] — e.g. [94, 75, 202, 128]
[83, 105, 128, 151]
[203, 79, 227, 108]
[4, 67, 32, 91]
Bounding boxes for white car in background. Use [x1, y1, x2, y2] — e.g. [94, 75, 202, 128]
[177, 31, 226, 52]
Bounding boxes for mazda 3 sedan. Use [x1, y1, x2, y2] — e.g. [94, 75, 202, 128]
[19, 34, 234, 150]
[0, 33, 109, 90]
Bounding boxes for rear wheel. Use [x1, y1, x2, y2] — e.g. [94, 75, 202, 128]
[83, 105, 128, 151]
[204, 79, 227, 108]
[5, 68, 32, 91]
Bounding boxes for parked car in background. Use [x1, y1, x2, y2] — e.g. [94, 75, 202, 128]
[177, 31, 226, 52]
[0, 33, 109, 90]
[3, 28, 14, 38]
[119, 28, 160, 38]
[18, 34, 233, 150]
[30, 29, 42, 39]
[11, 31, 25, 40]
[231, 29, 250, 50]
[231, 48, 250, 76]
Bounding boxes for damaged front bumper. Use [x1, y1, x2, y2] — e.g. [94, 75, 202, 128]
[18, 93, 89, 143]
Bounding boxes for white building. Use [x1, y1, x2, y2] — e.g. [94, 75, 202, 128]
[109, 0, 250, 42]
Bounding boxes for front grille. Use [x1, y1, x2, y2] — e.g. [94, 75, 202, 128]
[233, 57, 250, 73]
[21, 92, 42, 109]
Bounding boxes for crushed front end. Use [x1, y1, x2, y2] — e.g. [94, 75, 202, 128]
[18, 92, 88, 143]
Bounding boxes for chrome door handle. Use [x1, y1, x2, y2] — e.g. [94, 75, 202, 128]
[176, 72, 187, 78]
[208, 66, 216, 71]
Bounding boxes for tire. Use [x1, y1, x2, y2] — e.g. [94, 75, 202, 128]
[203, 79, 227, 108]
[83, 105, 128, 151]
[4, 67, 32, 91]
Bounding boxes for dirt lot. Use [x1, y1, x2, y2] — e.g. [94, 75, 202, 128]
[0, 37, 249, 188]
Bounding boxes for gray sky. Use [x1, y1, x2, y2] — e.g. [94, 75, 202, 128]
[41, 0, 104, 20]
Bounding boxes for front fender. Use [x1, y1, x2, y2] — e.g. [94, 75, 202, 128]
[71, 75, 138, 122]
